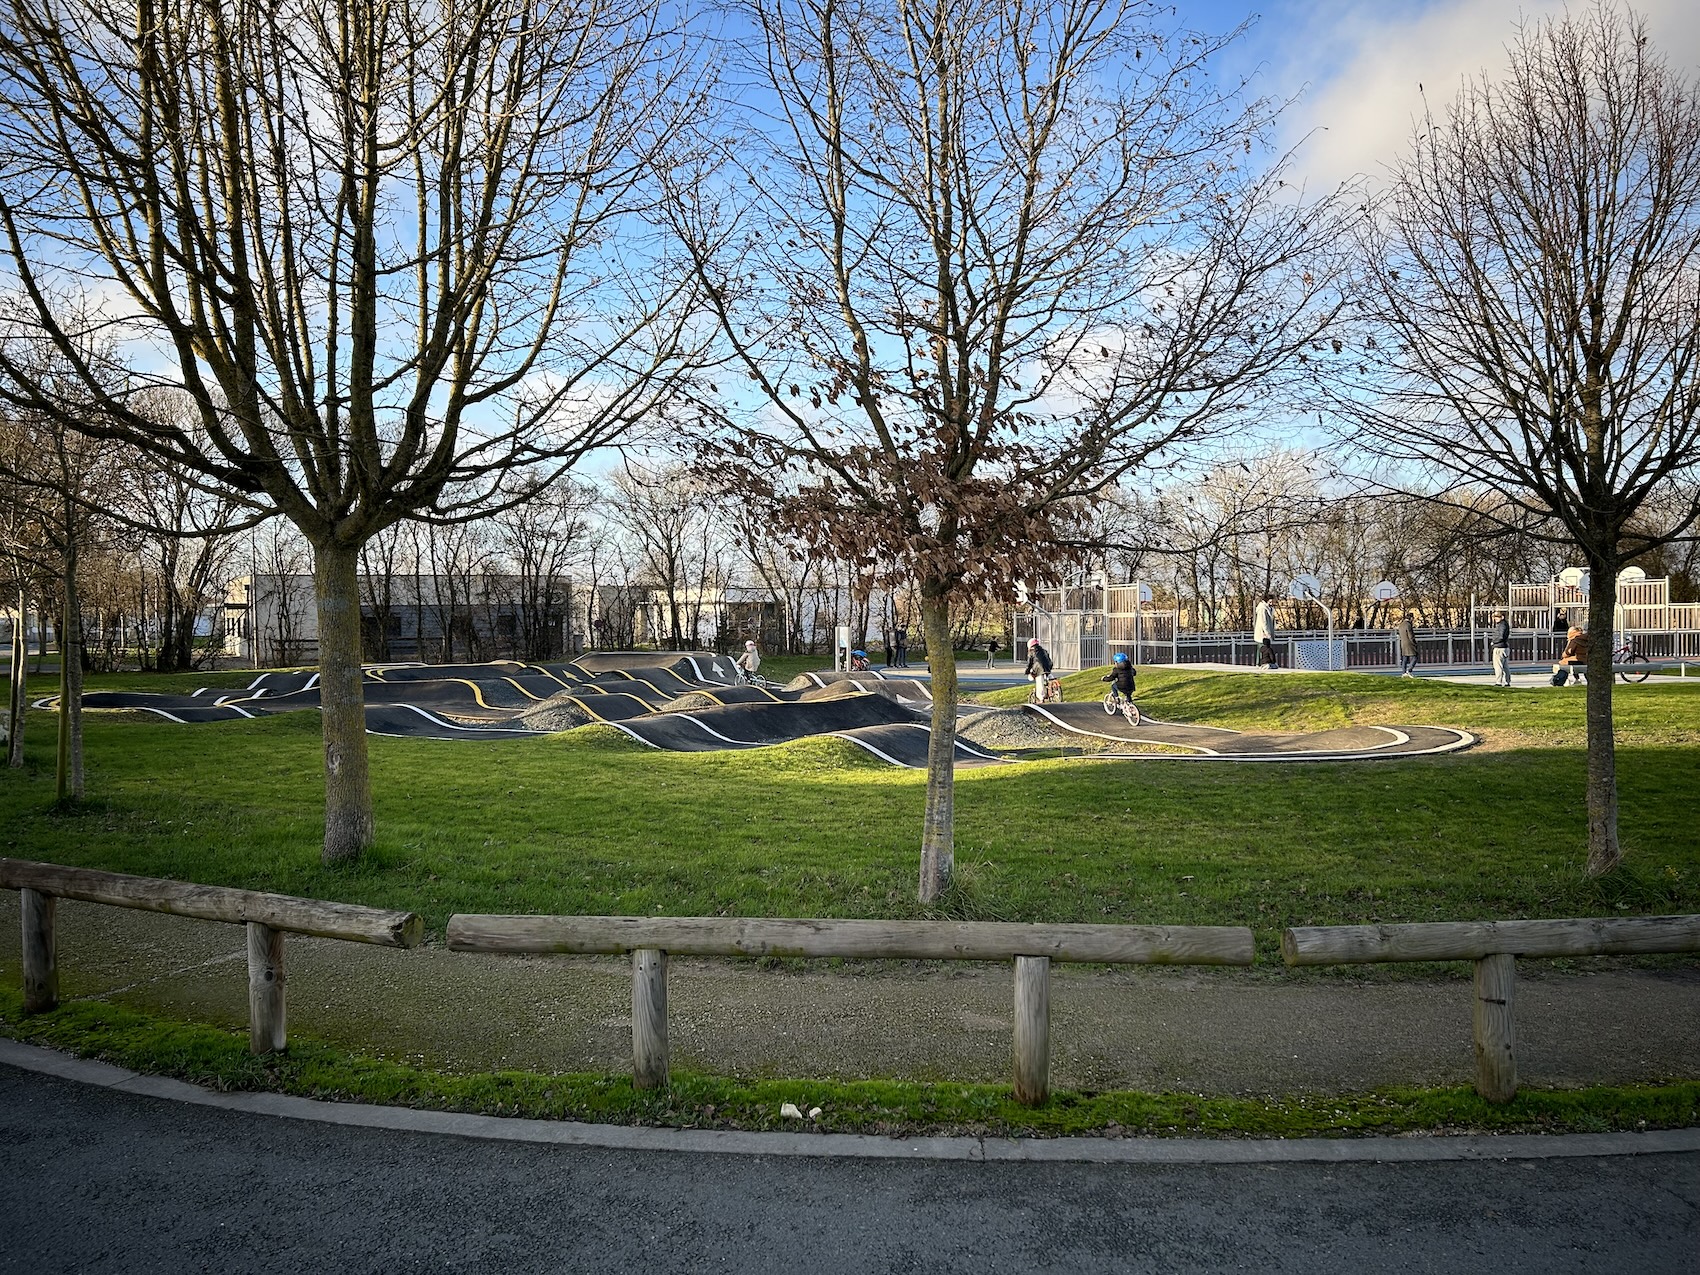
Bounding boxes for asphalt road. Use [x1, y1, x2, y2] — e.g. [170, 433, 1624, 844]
[2, 1064, 1695, 1274]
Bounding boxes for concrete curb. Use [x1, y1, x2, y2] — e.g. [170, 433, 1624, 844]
[5, 1037, 1697, 1165]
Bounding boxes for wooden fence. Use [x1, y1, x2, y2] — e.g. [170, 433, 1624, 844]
[0, 858, 423, 1054]
[4, 858, 1697, 1108]
[1282, 916, 1700, 1102]
[445, 915, 1256, 1104]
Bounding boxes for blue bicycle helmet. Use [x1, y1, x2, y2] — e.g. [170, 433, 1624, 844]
[852, 649, 866, 658]
[1113, 652, 1130, 664]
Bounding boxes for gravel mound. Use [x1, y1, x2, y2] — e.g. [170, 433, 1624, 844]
[665, 691, 726, 713]
[956, 707, 1074, 751]
[517, 694, 595, 731]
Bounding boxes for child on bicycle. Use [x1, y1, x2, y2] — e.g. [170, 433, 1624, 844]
[1101, 651, 1136, 705]
[735, 639, 762, 683]
[849, 649, 871, 672]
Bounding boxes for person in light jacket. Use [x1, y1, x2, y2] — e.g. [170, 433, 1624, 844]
[1396, 615, 1419, 677]
[1489, 609, 1512, 687]
[1254, 597, 1278, 670]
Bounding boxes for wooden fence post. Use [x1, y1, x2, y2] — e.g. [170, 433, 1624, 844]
[632, 947, 669, 1089]
[1012, 955, 1051, 1106]
[246, 922, 287, 1054]
[21, 888, 57, 1014]
[1473, 952, 1517, 1103]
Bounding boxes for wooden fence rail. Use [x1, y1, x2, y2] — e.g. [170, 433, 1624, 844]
[446, 914, 1256, 1104]
[1, 858, 425, 1055]
[1283, 915, 1700, 1103]
[7, 860, 1694, 1109]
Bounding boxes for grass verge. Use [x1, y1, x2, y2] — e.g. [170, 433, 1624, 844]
[2, 686, 1697, 951]
[4, 991, 1694, 1138]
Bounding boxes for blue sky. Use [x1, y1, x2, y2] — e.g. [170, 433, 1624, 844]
[1181, 0, 1700, 190]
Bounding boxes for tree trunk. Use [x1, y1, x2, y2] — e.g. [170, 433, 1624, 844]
[314, 540, 375, 864]
[1582, 568, 1620, 877]
[56, 551, 83, 801]
[7, 580, 26, 768]
[918, 589, 956, 902]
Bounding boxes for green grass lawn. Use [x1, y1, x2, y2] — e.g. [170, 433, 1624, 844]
[980, 664, 1700, 746]
[2, 666, 1696, 940]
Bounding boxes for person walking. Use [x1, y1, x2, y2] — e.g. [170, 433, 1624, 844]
[1253, 596, 1277, 671]
[1396, 614, 1419, 677]
[892, 627, 908, 668]
[1489, 609, 1512, 687]
[1024, 637, 1054, 702]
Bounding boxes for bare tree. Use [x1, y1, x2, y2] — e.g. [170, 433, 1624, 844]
[672, 0, 1347, 899]
[610, 462, 715, 648]
[117, 407, 253, 672]
[492, 478, 594, 659]
[0, 0, 700, 861]
[0, 341, 126, 800]
[1339, 3, 1700, 876]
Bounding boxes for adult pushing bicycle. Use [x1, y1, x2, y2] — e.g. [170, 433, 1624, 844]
[1024, 637, 1061, 704]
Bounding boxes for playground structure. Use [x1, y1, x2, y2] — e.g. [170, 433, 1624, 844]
[1014, 575, 1700, 671]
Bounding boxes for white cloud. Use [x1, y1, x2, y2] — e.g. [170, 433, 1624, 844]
[1268, 0, 1700, 190]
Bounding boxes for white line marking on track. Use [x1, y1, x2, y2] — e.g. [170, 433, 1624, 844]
[671, 714, 758, 745]
[598, 720, 660, 749]
[829, 732, 908, 767]
[1025, 703, 1219, 754]
[381, 705, 540, 735]
[890, 721, 1005, 762]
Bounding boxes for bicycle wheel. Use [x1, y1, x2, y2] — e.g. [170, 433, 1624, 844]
[1619, 652, 1651, 683]
[1125, 703, 1142, 726]
[1102, 692, 1118, 716]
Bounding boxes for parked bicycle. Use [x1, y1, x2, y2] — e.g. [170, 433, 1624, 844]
[1614, 639, 1651, 683]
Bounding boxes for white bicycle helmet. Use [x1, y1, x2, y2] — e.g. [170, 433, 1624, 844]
[745, 640, 756, 650]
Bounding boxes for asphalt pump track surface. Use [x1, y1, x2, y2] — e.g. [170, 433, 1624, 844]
[57, 653, 1474, 767]
[1024, 702, 1474, 761]
[59, 654, 990, 769]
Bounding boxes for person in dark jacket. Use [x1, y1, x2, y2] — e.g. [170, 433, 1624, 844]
[1024, 638, 1054, 701]
[892, 627, 908, 668]
[1396, 615, 1419, 677]
[1489, 609, 1512, 687]
[1101, 652, 1136, 704]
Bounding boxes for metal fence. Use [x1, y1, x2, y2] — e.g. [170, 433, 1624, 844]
[1010, 618, 1700, 671]
[1012, 607, 1179, 669]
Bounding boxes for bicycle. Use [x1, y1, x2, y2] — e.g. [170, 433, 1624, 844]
[1614, 639, 1651, 683]
[1101, 688, 1142, 725]
[1028, 673, 1062, 705]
